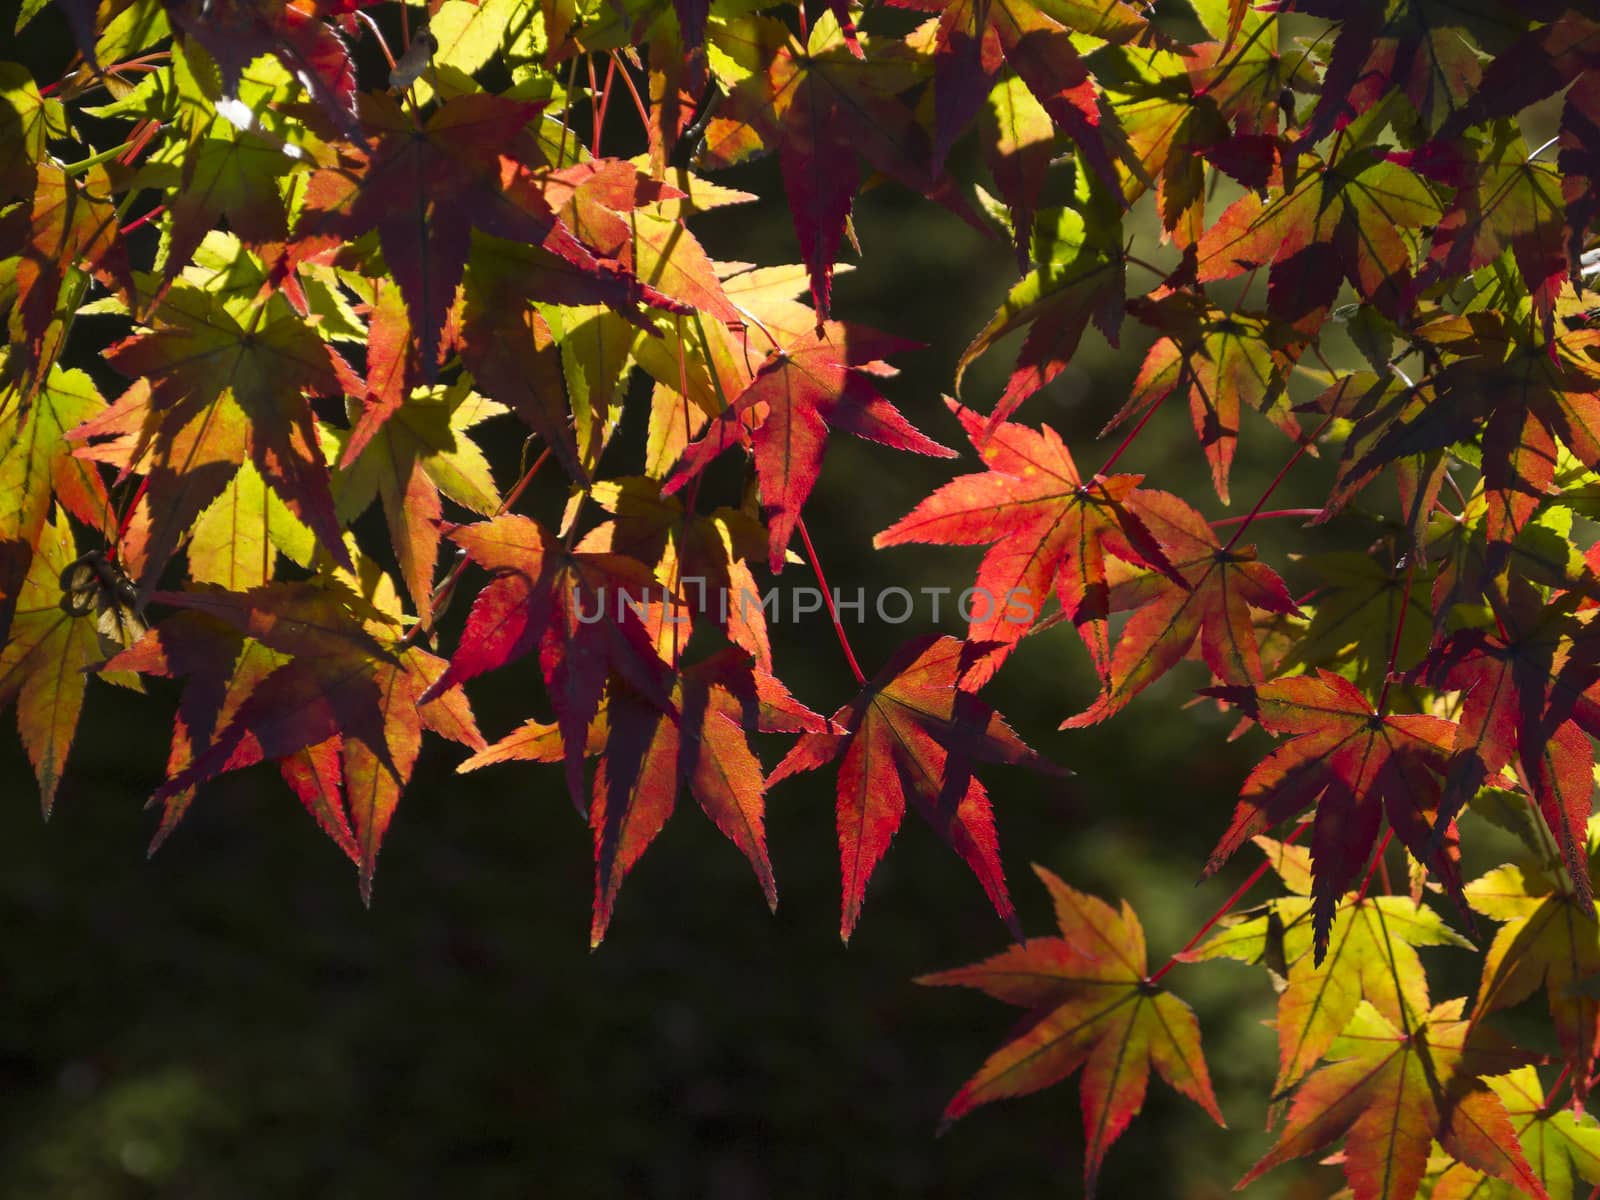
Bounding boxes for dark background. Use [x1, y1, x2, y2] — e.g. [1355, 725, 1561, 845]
[0, 4, 1367, 1196]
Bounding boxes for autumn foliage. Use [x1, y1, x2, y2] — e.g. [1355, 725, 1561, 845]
[5, 0, 1600, 1194]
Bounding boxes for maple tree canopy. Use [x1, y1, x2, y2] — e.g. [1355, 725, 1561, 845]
[4, 0, 1600, 1193]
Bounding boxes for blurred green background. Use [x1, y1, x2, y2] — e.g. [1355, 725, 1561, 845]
[0, 6, 1375, 1197]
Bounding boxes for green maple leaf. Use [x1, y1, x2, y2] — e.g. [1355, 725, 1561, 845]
[955, 198, 1125, 431]
[0, 507, 132, 813]
[1186, 834, 1473, 1097]
[1467, 811, 1600, 1102]
[334, 369, 506, 628]
[0, 364, 113, 640]
[1432, 1065, 1600, 1199]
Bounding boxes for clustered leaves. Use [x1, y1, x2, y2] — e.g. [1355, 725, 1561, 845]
[4, 0, 1600, 1194]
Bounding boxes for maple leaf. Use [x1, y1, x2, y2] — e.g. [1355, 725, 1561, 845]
[874, 397, 1176, 687]
[1467, 809, 1600, 1103]
[920, 866, 1224, 1198]
[455, 594, 820, 941]
[85, 282, 355, 593]
[1312, 368, 1452, 539]
[1203, 671, 1460, 962]
[1239, 996, 1549, 1200]
[1194, 145, 1441, 318]
[1288, 0, 1487, 145]
[768, 634, 1065, 941]
[587, 652, 824, 945]
[0, 365, 113, 643]
[1331, 314, 1600, 543]
[954, 200, 1125, 431]
[334, 369, 507, 629]
[455, 236, 640, 483]
[661, 321, 955, 573]
[1412, 128, 1569, 332]
[294, 93, 648, 377]
[162, 0, 366, 147]
[1107, 17, 1289, 247]
[416, 513, 677, 810]
[880, 0, 1149, 184]
[0, 162, 130, 392]
[1184, 0, 1305, 143]
[1426, 503, 1600, 638]
[1186, 834, 1474, 1097]
[103, 605, 355, 857]
[1115, 289, 1307, 504]
[161, 81, 296, 292]
[1063, 489, 1298, 726]
[1432, 1065, 1600, 1200]
[1277, 551, 1433, 697]
[0, 507, 118, 814]
[698, 11, 983, 318]
[111, 575, 484, 899]
[1424, 582, 1600, 913]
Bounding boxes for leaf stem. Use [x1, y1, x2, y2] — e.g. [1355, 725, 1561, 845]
[356, 10, 397, 71]
[120, 203, 166, 234]
[1374, 553, 1416, 714]
[1355, 828, 1394, 902]
[1547, 1062, 1573, 1110]
[58, 139, 139, 175]
[1149, 824, 1306, 985]
[1097, 387, 1168, 476]
[1122, 249, 1171, 279]
[1221, 410, 1338, 553]
[611, 52, 652, 134]
[798, 517, 866, 687]
[1209, 508, 1321, 528]
[588, 56, 604, 156]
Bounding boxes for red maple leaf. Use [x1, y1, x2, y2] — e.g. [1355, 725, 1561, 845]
[416, 514, 677, 809]
[294, 94, 661, 378]
[697, 12, 984, 318]
[1204, 671, 1461, 961]
[1425, 583, 1600, 914]
[768, 634, 1065, 940]
[110, 579, 484, 899]
[588, 651, 824, 944]
[875, 397, 1177, 687]
[662, 321, 955, 572]
[1063, 490, 1298, 726]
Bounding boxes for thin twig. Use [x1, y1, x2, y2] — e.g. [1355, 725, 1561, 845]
[1222, 410, 1338, 553]
[1149, 824, 1307, 985]
[798, 517, 866, 686]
